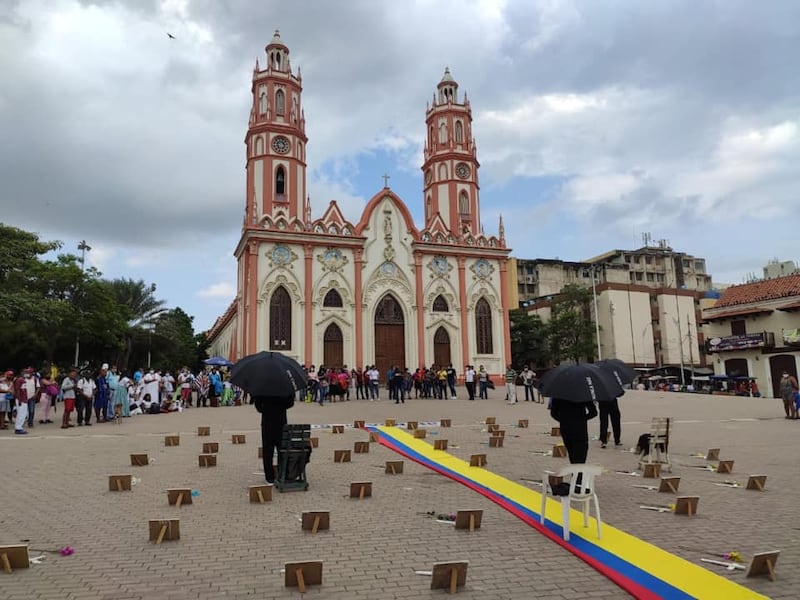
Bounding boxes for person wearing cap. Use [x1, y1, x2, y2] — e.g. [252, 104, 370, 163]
[0, 370, 14, 430]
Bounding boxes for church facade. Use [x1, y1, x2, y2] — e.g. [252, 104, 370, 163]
[207, 31, 512, 377]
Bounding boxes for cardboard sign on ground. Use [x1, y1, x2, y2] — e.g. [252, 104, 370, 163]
[407, 421, 419, 430]
[285, 561, 323, 593]
[167, 488, 192, 508]
[469, 454, 487, 467]
[746, 551, 780, 581]
[108, 474, 132, 492]
[706, 448, 720, 461]
[517, 419, 529, 428]
[197, 427, 210, 436]
[384, 418, 396, 427]
[331, 425, 344, 434]
[198, 454, 217, 467]
[148, 519, 180, 544]
[659, 477, 680, 494]
[434, 439, 448, 451]
[552, 445, 567, 458]
[485, 417, 496, 425]
[130, 453, 149, 467]
[430, 561, 468, 594]
[494, 429, 506, 438]
[717, 460, 734, 474]
[334, 450, 351, 463]
[349, 481, 372, 499]
[310, 437, 319, 448]
[0, 545, 29, 573]
[165, 435, 180, 447]
[487, 423, 500, 433]
[249, 484, 273, 504]
[551, 426, 561, 436]
[414, 429, 427, 439]
[301, 511, 330, 533]
[674, 496, 699, 516]
[746, 475, 767, 491]
[353, 420, 365, 429]
[454, 510, 483, 532]
[369, 432, 379, 442]
[354, 441, 369, 454]
[203, 442, 219, 454]
[643, 463, 661, 478]
[489, 436, 504, 448]
[440, 418, 451, 427]
[385, 460, 404, 475]
[232, 434, 246, 444]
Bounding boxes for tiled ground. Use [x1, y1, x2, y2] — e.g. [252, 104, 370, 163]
[0, 388, 794, 599]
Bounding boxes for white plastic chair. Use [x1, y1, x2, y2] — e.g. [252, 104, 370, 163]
[539, 465, 603, 542]
[639, 417, 672, 473]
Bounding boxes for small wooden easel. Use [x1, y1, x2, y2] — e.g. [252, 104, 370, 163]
[716, 460, 734, 474]
[407, 421, 419, 430]
[674, 496, 699, 516]
[334, 450, 351, 463]
[705, 448, 720, 461]
[440, 418, 451, 427]
[202, 442, 219, 454]
[353, 419, 365, 428]
[454, 510, 483, 532]
[331, 425, 344, 434]
[552, 444, 567, 458]
[285, 560, 322, 593]
[746, 551, 780, 581]
[487, 423, 500, 433]
[167, 488, 193, 508]
[198, 454, 217, 467]
[369, 431, 379, 442]
[108, 474, 132, 492]
[384, 418, 396, 427]
[485, 417, 496, 425]
[249, 484, 273, 504]
[385, 460, 404, 475]
[301, 511, 330, 533]
[349, 481, 372, 499]
[354, 441, 369, 454]
[0, 545, 29, 573]
[746, 475, 767, 491]
[310, 437, 319, 448]
[231, 434, 246, 444]
[130, 453, 149, 467]
[148, 519, 180, 544]
[197, 426, 210, 436]
[659, 477, 680, 494]
[489, 436, 504, 448]
[643, 463, 661, 478]
[469, 454, 487, 467]
[164, 435, 180, 447]
[414, 429, 427, 439]
[434, 439, 448, 451]
[430, 561, 468, 594]
[517, 419, 529, 428]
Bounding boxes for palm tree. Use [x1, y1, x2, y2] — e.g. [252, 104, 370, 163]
[108, 278, 167, 368]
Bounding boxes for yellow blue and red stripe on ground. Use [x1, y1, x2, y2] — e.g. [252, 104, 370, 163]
[366, 426, 767, 600]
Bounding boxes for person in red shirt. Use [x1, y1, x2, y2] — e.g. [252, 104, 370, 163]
[338, 368, 350, 401]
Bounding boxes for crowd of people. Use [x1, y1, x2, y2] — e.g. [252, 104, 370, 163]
[0, 364, 244, 435]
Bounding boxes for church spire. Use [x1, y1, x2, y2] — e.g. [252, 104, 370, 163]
[498, 213, 505, 243]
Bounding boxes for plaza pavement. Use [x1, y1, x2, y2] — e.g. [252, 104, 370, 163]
[0, 388, 796, 600]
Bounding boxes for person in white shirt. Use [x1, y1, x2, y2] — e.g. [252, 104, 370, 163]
[368, 366, 380, 400]
[464, 365, 476, 400]
[142, 369, 160, 405]
[77, 372, 96, 426]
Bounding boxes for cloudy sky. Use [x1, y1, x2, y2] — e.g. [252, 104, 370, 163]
[2, 0, 799, 331]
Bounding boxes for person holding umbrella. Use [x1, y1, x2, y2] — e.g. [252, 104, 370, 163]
[594, 359, 637, 448]
[254, 393, 293, 483]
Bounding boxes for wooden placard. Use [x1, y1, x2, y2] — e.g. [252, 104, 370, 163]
[552, 444, 567, 458]
[354, 441, 370, 454]
[659, 477, 680, 494]
[164, 435, 180, 447]
[487, 423, 500, 433]
[440, 418, 451, 427]
[332, 425, 344, 434]
[407, 421, 419, 430]
[674, 496, 699, 516]
[716, 460, 734, 474]
[454, 510, 483, 532]
[385, 460, 404, 475]
[433, 439, 448, 451]
[197, 426, 210, 436]
[285, 561, 323, 593]
[413, 428, 427, 439]
[148, 519, 180, 544]
[301, 511, 330, 533]
[746, 475, 767, 491]
[384, 418, 396, 427]
[368, 432, 379, 442]
[333, 449, 351, 463]
[198, 454, 217, 467]
[430, 561, 468, 594]
[643, 463, 661, 478]
[108, 474, 132, 492]
[232, 434, 246, 444]
[489, 436, 504, 448]
[705, 448, 720, 461]
[203, 442, 219, 454]
[0, 545, 29, 573]
[485, 417, 496, 425]
[746, 551, 780, 581]
[494, 429, 506, 438]
[550, 426, 561, 437]
[353, 420, 365, 429]
[249, 484, 273, 504]
[167, 488, 193, 508]
[349, 481, 372, 499]
[130, 453, 149, 467]
[310, 437, 319, 448]
[517, 419, 529, 428]
[469, 454, 487, 467]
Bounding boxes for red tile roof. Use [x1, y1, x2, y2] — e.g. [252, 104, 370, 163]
[714, 273, 800, 308]
[703, 307, 773, 321]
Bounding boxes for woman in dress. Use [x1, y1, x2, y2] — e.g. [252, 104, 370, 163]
[94, 368, 110, 423]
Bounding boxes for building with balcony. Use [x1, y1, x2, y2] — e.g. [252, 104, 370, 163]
[702, 273, 800, 398]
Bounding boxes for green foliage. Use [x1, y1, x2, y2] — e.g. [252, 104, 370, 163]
[509, 310, 549, 369]
[150, 307, 197, 370]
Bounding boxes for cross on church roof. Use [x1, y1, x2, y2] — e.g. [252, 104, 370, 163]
[382, 173, 390, 188]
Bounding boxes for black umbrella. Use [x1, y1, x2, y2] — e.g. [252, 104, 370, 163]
[595, 358, 639, 385]
[230, 351, 307, 398]
[537, 363, 625, 403]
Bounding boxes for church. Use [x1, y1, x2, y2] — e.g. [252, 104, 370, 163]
[207, 31, 512, 378]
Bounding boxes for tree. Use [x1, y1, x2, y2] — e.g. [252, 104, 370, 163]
[547, 284, 597, 364]
[108, 278, 168, 369]
[150, 307, 197, 371]
[509, 310, 549, 369]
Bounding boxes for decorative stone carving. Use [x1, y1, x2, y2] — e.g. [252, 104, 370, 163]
[317, 278, 352, 307]
[426, 285, 457, 312]
[268, 244, 298, 269]
[259, 274, 302, 304]
[470, 259, 494, 281]
[470, 287, 499, 311]
[427, 256, 453, 279]
[317, 248, 349, 273]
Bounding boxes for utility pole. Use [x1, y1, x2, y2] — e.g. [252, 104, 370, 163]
[73, 240, 91, 367]
[591, 265, 602, 361]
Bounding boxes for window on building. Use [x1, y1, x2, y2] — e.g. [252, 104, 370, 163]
[645, 256, 653, 265]
[275, 166, 286, 198]
[633, 256, 641, 264]
[475, 298, 493, 354]
[630, 272, 635, 282]
[269, 286, 291, 349]
[323, 289, 343, 307]
[657, 273, 665, 283]
[646, 273, 655, 282]
[455, 121, 463, 143]
[275, 89, 285, 115]
[635, 272, 643, 281]
[731, 320, 746, 336]
[432, 295, 449, 312]
[439, 122, 447, 143]
[694, 260, 705, 273]
[426, 195, 431, 220]
[459, 191, 469, 215]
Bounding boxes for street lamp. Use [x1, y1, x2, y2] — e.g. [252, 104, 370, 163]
[664, 313, 686, 387]
[73, 240, 92, 367]
[590, 265, 602, 361]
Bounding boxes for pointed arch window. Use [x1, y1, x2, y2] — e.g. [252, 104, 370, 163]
[455, 121, 463, 143]
[323, 289, 343, 307]
[429, 126, 435, 147]
[426, 195, 432, 220]
[259, 91, 268, 114]
[438, 164, 448, 180]
[439, 122, 447, 143]
[432, 295, 449, 312]
[275, 166, 286, 199]
[475, 298, 493, 354]
[269, 286, 292, 350]
[255, 137, 264, 155]
[275, 89, 285, 115]
[459, 191, 470, 215]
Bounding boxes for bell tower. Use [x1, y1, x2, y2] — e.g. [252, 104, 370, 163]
[421, 68, 480, 235]
[244, 30, 308, 228]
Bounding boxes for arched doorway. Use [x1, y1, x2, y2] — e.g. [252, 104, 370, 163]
[323, 323, 343, 369]
[433, 327, 451, 368]
[769, 354, 798, 399]
[723, 358, 749, 377]
[374, 294, 405, 378]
